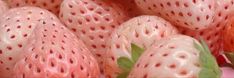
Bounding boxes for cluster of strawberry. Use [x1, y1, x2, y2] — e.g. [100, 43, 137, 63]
[0, 0, 234, 78]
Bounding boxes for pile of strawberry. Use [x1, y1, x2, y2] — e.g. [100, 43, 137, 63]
[1, 0, 234, 78]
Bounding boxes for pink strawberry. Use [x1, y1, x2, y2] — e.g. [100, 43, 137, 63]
[59, 0, 129, 72]
[135, 0, 234, 30]
[0, 7, 59, 78]
[176, 0, 234, 65]
[104, 15, 178, 78]
[14, 19, 100, 78]
[223, 17, 234, 52]
[110, 0, 143, 17]
[0, 0, 8, 16]
[7, 0, 62, 15]
[128, 35, 221, 78]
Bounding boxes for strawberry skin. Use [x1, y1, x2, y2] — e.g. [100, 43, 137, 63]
[0, 0, 8, 16]
[177, 25, 223, 59]
[135, 0, 216, 30]
[14, 19, 100, 78]
[59, 0, 129, 72]
[104, 15, 178, 78]
[223, 17, 234, 52]
[7, 0, 62, 15]
[176, 0, 234, 65]
[128, 35, 204, 78]
[0, 7, 59, 78]
[110, 0, 143, 17]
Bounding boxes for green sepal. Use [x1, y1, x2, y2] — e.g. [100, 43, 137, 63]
[117, 57, 134, 71]
[194, 39, 221, 78]
[131, 43, 144, 63]
[117, 43, 145, 78]
[199, 68, 218, 78]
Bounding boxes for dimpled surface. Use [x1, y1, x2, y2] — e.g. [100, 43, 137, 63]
[7, 0, 62, 15]
[176, 0, 234, 64]
[104, 15, 178, 78]
[128, 35, 201, 78]
[224, 17, 234, 52]
[59, 0, 129, 73]
[135, 0, 216, 30]
[0, 7, 59, 78]
[14, 19, 100, 78]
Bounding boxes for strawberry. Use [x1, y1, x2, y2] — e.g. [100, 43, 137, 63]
[7, 0, 62, 15]
[14, 19, 100, 78]
[110, 0, 143, 17]
[135, 0, 218, 30]
[176, 25, 223, 59]
[223, 17, 234, 67]
[59, 0, 129, 72]
[104, 15, 178, 78]
[127, 35, 221, 78]
[176, 0, 234, 65]
[0, 7, 59, 78]
[0, 0, 8, 16]
[223, 17, 234, 52]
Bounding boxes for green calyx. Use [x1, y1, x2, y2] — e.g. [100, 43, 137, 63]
[117, 43, 145, 78]
[194, 39, 221, 78]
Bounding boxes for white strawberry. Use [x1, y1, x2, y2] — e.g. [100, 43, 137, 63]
[0, 7, 59, 78]
[135, 0, 217, 30]
[59, 0, 129, 73]
[14, 19, 100, 78]
[7, 0, 62, 15]
[176, 0, 234, 65]
[104, 15, 178, 78]
[127, 35, 221, 78]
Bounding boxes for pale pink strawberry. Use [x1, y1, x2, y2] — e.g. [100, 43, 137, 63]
[14, 19, 100, 78]
[176, 26, 222, 57]
[0, 7, 59, 78]
[104, 15, 178, 78]
[176, 0, 234, 65]
[7, 0, 62, 15]
[128, 35, 221, 78]
[110, 0, 143, 17]
[59, 0, 129, 72]
[0, 0, 8, 16]
[135, 0, 217, 30]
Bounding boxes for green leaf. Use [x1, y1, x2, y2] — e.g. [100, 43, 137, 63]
[131, 43, 144, 63]
[117, 43, 145, 78]
[117, 71, 129, 78]
[199, 68, 217, 78]
[117, 57, 134, 71]
[194, 39, 221, 78]
[194, 41, 204, 53]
